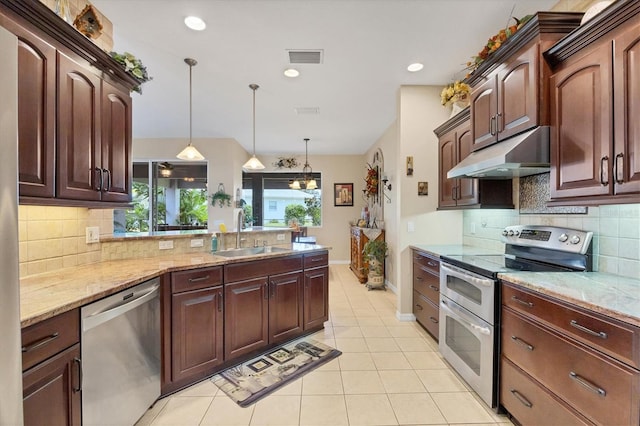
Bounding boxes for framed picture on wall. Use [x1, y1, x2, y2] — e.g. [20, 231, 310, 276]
[334, 183, 354, 206]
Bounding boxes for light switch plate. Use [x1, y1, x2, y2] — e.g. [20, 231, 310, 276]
[407, 221, 415, 232]
[190, 239, 204, 247]
[85, 227, 100, 243]
[277, 234, 285, 241]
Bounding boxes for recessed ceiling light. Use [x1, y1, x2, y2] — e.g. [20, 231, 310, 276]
[184, 16, 206, 31]
[407, 63, 424, 72]
[284, 68, 300, 78]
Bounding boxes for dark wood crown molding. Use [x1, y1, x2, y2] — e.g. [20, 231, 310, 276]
[433, 107, 470, 137]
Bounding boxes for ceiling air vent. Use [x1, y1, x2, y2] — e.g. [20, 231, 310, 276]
[295, 107, 320, 115]
[288, 49, 323, 64]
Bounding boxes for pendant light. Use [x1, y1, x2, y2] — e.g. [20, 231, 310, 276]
[177, 58, 205, 161]
[289, 138, 317, 190]
[243, 84, 266, 170]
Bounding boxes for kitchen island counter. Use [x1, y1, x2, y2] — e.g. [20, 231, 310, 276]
[20, 243, 328, 328]
[499, 271, 640, 327]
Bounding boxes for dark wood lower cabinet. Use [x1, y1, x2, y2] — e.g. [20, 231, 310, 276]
[23, 344, 81, 426]
[224, 277, 269, 360]
[171, 286, 224, 383]
[269, 271, 304, 344]
[304, 266, 329, 330]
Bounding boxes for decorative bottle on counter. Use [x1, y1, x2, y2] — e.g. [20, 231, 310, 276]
[211, 235, 218, 252]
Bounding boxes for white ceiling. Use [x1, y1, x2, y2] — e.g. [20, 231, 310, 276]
[92, 0, 558, 156]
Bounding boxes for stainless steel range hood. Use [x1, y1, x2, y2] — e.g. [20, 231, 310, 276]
[447, 126, 550, 179]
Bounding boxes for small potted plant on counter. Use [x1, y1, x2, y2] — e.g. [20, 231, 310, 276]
[362, 238, 388, 290]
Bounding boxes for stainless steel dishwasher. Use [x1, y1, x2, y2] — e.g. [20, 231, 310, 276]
[81, 277, 161, 426]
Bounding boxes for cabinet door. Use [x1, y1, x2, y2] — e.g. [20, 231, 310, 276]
[23, 344, 81, 426]
[269, 271, 304, 344]
[454, 123, 479, 206]
[438, 129, 458, 208]
[304, 267, 329, 330]
[101, 80, 132, 203]
[16, 27, 55, 198]
[550, 42, 613, 200]
[498, 43, 538, 140]
[471, 77, 498, 150]
[613, 24, 640, 196]
[57, 52, 101, 201]
[224, 278, 269, 360]
[171, 286, 223, 382]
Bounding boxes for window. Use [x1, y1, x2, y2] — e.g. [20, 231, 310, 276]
[114, 161, 208, 233]
[242, 172, 321, 228]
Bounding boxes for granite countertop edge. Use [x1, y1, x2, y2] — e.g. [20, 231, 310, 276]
[20, 243, 329, 328]
[498, 271, 640, 328]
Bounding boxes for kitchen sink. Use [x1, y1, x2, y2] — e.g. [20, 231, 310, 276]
[214, 246, 290, 257]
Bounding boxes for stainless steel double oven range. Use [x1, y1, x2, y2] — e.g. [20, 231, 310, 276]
[438, 225, 593, 408]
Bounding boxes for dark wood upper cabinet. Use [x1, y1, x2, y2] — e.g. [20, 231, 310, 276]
[434, 109, 512, 210]
[15, 27, 55, 198]
[466, 12, 583, 151]
[56, 52, 102, 201]
[546, 0, 640, 206]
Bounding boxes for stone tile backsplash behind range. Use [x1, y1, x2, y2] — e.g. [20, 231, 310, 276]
[463, 204, 640, 280]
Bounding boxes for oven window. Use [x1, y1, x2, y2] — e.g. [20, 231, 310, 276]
[446, 276, 482, 305]
[444, 316, 481, 375]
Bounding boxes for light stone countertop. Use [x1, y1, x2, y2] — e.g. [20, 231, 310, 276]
[20, 243, 328, 328]
[499, 272, 640, 328]
[409, 244, 504, 257]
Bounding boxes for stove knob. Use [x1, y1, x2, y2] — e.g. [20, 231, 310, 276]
[502, 229, 509, 236]
[513, 230, 520, 236]
[558, 233, 569, 242]
[508, 230, 515, 236]
[569, 235, 581, 245]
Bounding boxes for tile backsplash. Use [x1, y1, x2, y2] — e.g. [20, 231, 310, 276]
[463, 203, 640, 279]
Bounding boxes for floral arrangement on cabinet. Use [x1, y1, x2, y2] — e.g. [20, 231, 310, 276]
[364, 164, 379, 200]
[109, 51, 152, 93]
[440, 81, 471, 107]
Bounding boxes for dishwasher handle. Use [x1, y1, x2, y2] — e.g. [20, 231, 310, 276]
[82, 284, 160, 331]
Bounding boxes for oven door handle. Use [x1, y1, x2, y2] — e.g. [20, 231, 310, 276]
[440, 263, 494, 288]
[440, 298, 492, 336]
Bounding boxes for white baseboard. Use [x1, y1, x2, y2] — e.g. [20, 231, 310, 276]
[396, 312, 416, 322]
[329, 260, 350, 265]
[384, 280, 397, 294]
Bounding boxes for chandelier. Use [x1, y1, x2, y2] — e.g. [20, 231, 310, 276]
[289, 138, 317, 190]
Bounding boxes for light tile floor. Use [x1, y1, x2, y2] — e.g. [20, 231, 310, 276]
[137, 264, 513, 426]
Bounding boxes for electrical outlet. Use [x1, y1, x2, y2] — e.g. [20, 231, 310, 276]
[407, 221, 415, 232]
[159, 240, 174, 250]
[277, 233, 285, 241]
[85, 227, 100, 244]
[471, 223, 476, 234]
[190, 239, 204, 248]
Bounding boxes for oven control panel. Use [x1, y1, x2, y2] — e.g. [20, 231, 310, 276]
[501, 225, 593, 254]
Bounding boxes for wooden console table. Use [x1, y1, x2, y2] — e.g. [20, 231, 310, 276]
[350, 226, 384, 283]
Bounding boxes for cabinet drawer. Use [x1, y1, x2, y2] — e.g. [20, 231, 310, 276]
[413, 263, 439, 305]
[502, 307, 639, 426]
[500, 357, 592, 426]
[412, 251, 439, 274]
[225, 255, 303, 283]
[172, 266, 223, 293]
[304, 251, 328, 269]
[21, 309, 79, 371]
[413, 291, 439, 340]
[502, 282, 640, 368]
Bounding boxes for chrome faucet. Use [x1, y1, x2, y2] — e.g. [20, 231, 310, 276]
[236, 209, 245, 249]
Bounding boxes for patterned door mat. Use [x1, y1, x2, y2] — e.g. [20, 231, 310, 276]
[212, 338, 341, 407]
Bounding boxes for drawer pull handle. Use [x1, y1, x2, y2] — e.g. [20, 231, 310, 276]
[510, 389, 532, 408]
[429, 316, 439, 324]
[416, 276, 424, 281]
[570, 320, 607, 339]
[73, 357, 82, 393]
[188, 275, 210, 283]
[21, 332, 59, 353]
[310, 257, 323, 262]
[415, 304, 423, 311]
[428, 285, 439, 292]
[511, 295, 533, 308]
[511, 336, 534, 351]
[569, 372, 606, 397]
[427, 261, 437, 267]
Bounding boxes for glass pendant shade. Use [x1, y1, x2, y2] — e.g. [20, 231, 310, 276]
[243, 155, 265, 170]
[243, 84, 265, 170]
[289, 180, 301, 190]
[177, 144, 204, 160]
[305, 178, 317, 190]
[177, 58, 205, 161]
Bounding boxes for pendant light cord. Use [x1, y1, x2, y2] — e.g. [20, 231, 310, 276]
[189, 62, 193, 145]
[250, 84, 259, 156]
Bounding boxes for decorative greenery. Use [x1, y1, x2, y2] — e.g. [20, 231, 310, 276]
[109, 51, 152, 94]
[465, 15, 533, 76]
[362, 239, 388, 264]
[210, 185, 232, 207]
[285, 204, 307, 227]
[440, 81, 471, 107]
[273, 157, 299, 169]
